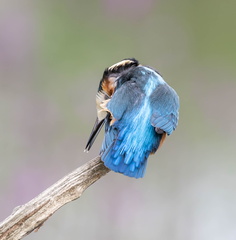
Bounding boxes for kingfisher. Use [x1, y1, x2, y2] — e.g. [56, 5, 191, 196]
[85, 58, 179, 178]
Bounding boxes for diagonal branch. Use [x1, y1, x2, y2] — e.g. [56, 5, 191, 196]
[0, 156, 110, 240]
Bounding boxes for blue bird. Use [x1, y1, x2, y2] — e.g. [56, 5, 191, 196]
[85, 58, 179, 178]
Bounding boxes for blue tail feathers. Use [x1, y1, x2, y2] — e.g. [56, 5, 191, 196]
[101, 146, 149, 178]
[100, 122, 162, 178]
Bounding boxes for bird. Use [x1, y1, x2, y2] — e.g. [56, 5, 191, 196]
[85, 58, 179, 178]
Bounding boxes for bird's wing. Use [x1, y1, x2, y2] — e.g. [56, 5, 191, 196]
[97, 82, 138, 151]
[150, 84, 179, 135]
[100, 84, 149, 178]
[85, 84, 130, 152]
[106, 81, 141, 121]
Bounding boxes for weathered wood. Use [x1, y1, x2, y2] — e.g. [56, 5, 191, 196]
[0, 156, 110, 240]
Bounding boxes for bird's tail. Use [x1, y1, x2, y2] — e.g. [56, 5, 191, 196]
[101, 145, 149, 178]
[100, 121, 164, 178]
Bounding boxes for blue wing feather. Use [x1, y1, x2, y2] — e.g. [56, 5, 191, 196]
[150, 84, 179, 135]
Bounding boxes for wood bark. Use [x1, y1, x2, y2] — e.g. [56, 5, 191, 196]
[0, 156, 110, 240]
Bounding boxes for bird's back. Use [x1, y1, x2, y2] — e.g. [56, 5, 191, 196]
[100, 69, 165, 178]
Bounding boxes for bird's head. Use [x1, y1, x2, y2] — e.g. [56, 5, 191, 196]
[98, 58, 139, 96]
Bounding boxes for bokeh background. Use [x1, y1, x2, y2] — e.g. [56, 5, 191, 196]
[0, 0, 236, 239]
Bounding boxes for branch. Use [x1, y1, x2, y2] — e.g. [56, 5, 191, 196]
[0, 156, 110, 240]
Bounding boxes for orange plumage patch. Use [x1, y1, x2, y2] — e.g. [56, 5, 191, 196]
[158, 132, 167, 149]
[150, 132, 167, 154]
[101, 77, 116, 96]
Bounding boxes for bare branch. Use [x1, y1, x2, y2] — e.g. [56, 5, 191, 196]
[0, 156, 110, 240]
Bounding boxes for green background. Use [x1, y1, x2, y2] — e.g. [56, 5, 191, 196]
[0, 1, 236, 239]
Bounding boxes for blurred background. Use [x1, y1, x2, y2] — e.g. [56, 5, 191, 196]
[0, 0, 236, 239]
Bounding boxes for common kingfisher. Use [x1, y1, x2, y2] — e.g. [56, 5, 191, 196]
[85, 58, 179, 178]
